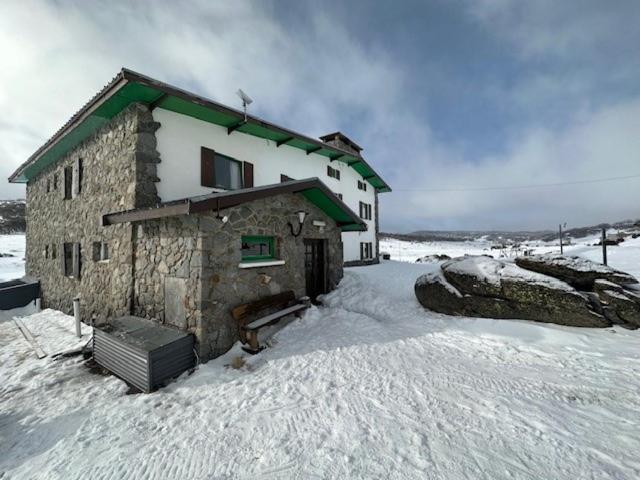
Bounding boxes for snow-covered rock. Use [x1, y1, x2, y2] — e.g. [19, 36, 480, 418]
[415, 256, 611, 328]
[515, 253, 638, 289]
[415, 254, 451, 263]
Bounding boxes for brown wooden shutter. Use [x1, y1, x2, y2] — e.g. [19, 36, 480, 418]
[60, 170, 66, 199]
[60, 243, 67, 274]
[201, 147, 216, 187]
[243, 161, 254, 188]
[73, 242, 81, 279]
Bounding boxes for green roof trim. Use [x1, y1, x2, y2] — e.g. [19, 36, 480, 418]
[102, 178, 367, 232]
[10, 69, 391, 193]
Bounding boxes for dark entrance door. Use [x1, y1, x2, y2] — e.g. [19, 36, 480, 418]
[304, 239, 327, 301]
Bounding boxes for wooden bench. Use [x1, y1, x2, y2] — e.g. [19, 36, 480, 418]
[231, 291, 310, 353]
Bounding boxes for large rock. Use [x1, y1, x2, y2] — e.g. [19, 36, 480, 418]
[415, 256, 610, 327]
[515, 254, 638, 290]
[593, 280, 640, 328]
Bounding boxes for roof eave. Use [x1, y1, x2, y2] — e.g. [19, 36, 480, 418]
[8, 70, 131, 184]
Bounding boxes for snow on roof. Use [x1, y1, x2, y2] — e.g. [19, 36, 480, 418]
[442, 256, 580, 294]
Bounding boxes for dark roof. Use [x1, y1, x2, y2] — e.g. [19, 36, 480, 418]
[102, 178, 367, 232]
[9, 68, 391, 192]
[319, 131, 363, 152]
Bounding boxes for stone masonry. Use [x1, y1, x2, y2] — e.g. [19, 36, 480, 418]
[130, 192, 343, 360]
[25, 103, 160, 321]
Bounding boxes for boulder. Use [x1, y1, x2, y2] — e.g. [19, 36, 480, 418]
[415, 256, 610, 328]
[515, 254, 638, 290]
[593, 280, 640, 328]
[415, 254, 451, 263]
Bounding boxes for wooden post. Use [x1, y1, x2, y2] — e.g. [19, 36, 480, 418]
[559, 224, 563, 254]
[602, 228, 607, 266]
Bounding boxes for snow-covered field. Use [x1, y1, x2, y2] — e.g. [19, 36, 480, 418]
[1, 234, 640, 479]
[0, 234, 26, 282]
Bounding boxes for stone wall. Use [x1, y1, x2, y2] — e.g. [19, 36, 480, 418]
[127, 192, 344, 360]
[25, 103, 160, 321]
[132, 216, 202, 334]
[199, 192, 344, 359]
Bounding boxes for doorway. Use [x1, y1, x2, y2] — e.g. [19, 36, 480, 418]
[304, 239, 327, 301]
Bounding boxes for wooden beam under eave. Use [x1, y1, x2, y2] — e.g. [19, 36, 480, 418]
[149, 93, 169, 111]
[306, 146, 322, 155]
[227, 121, 245, 135]
[330, 154, 345, 162]
[362, 174, 376, 180]
[347, 159, 363, 166]
[277, 137, 294, 147]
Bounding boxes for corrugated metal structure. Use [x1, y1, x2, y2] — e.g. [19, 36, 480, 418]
[93, 316, 195, 393]
[0, 278, 40, 310]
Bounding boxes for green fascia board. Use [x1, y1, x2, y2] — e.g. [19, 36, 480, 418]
[17, 79, 389, 193]
[300, 187, 366, 231]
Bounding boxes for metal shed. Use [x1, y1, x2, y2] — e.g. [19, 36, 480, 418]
[93, 316, 195, 393]
[0, 277, 40, 310]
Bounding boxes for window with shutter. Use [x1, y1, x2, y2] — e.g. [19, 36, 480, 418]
[63, 167, 73, 200]
[72, 158, 82, 198]
[72, 242, 81, 279]
[201, 147, 242, 190]
[62, 243, 73, 276]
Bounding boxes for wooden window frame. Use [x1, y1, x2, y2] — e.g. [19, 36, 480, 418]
[241, 235, 276, 262]
[201, 147, 245, 190]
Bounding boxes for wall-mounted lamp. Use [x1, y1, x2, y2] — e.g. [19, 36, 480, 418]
[288, 210, 307, 237]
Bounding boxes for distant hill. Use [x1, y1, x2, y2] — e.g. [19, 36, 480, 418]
[0, 200, 26, 233]
[383, 218, 640, 243]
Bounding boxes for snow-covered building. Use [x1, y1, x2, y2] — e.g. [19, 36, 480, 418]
[8, 68, 390, 359]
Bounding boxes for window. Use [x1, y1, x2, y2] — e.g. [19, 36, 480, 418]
[46, 179, 51, 193]
[327, 165, 340, 180]
[359, 202, 372, 220]
[201, 147, 243, 190]
[358, 180, 367, 191]
[63, 242, 81, 278]
[360, 242, 373, 260]
[241, 236, 275, 261]
[53, 173, 58, 191]
[64, 167, 73, 200]
[93, 241, 110, 262]
[44, 245, 49, 258]
[51, 244, 57, 260]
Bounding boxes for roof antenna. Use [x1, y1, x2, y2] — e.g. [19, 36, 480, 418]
[236, 89, 253, 122]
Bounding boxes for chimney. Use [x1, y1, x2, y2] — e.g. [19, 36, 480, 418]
[319, 132, 363, 156]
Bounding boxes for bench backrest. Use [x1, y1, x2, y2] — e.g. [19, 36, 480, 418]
[231, 290, 296, 322]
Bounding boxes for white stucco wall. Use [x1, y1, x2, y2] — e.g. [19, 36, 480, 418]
[153, 108, 378, 263]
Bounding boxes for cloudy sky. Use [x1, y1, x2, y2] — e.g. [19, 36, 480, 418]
[1, 0, 639, 232]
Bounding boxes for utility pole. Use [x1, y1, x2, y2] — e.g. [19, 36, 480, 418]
[602, 228, 608, 266]
[559, 223, 564, 254]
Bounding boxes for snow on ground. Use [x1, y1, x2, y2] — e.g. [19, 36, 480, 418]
[1, 234, 640, 479]
[0, 234, 26, 282]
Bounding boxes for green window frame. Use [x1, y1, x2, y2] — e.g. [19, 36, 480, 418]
[241, 236, 275, 262]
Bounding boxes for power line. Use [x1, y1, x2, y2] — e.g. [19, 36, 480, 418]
[393, 173, 640, 192]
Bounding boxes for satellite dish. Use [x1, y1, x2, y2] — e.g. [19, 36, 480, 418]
[236, 89, 253, 106]
[236, 89, 253, 121]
